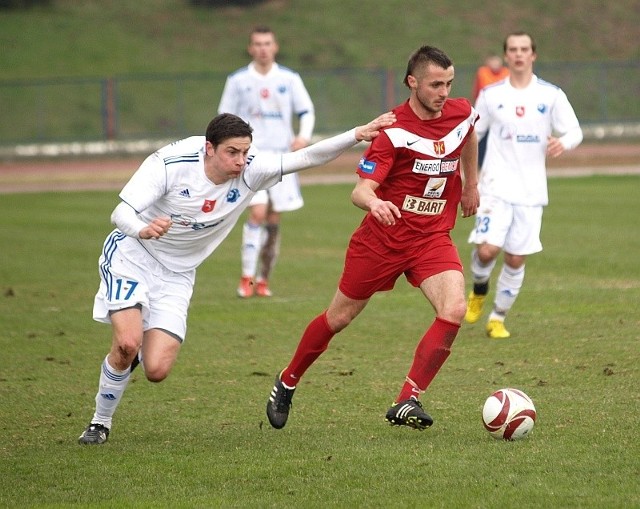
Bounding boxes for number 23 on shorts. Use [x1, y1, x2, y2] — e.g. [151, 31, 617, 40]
[474, 215, 490, 234]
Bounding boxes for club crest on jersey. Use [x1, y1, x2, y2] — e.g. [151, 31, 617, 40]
[260, 88, 269, 98]
[516, 106, 525, 117]
[433, 140, 445, 155]
[201, 199, 216, 213]
[226, 188, 240, 202]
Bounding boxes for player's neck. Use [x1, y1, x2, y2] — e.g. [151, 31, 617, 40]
[509, 71, 533, 89]
[408, 97, 443, 121]
[253, 60, 275, 75]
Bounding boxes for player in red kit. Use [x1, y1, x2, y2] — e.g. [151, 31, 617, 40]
[266, 45, 479, 430]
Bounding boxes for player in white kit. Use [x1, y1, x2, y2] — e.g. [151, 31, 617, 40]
[218, 26, 315, 298]
[466, 31, 583, 338]
[78, 111, 395, 444]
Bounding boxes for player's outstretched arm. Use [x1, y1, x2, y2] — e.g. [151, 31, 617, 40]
[281, 112, 396, 175]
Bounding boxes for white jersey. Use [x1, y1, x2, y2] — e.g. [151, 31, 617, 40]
[113, 128, 359, 273]
[475, 75, 582, 206]
[118, 136, 281, 273]
[218, 62, 314, 152]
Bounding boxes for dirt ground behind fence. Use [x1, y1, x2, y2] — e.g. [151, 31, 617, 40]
[0, 142, 638, 194]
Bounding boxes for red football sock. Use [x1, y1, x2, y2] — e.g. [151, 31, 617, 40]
[281, 311, 335, 387]
[395, 317, 460, 402]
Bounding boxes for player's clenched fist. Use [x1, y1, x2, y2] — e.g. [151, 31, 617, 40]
[140, 217, 172, 239]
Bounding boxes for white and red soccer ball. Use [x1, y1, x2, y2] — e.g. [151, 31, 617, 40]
[482, 388, 537, 440]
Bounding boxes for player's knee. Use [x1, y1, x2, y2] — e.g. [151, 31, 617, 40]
[477, 244, 500, 264]
[143, 363, 171, 383]
[326, 311, 354, 333]
[444, 298, 467, 324]
[114, 335, 142, 365]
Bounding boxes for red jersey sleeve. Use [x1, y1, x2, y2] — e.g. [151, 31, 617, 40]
[356, 129, 396, 184]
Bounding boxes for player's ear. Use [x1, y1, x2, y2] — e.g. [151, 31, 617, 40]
[406, 74, 417, 89]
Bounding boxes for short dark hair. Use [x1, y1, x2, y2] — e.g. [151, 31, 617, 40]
[205, 113, 253, 147]
[503, 31, 537, 53]
[250, 25, 274, 39]
[403, 45, 453, 87]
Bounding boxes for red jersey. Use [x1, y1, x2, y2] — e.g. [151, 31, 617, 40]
[355, 98, 478, 250]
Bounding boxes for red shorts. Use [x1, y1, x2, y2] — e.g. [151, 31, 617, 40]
[338, 224, 462, 300]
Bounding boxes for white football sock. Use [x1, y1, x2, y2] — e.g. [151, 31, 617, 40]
[241, 222, 264, 278]
[91, 355, 131, 430]
[492, 264, 525, 318]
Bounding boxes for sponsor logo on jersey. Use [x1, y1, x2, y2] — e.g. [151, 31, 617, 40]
[411, 159, 458, 175]
[191, 219, 224, 231]
[201, 199, 216, 213]
[358, 157, 376, 174]
[499, 124, 517, 140]
[424, 178, 447, 198]
[253, 111, 284, 119]
[413, 159, 441, 175]
[179, 188, 191, 198]
[433, 140, 445, 155]
[440, 159, 459, 173]
[171, 214, 197, 226]
[226, 188, 240, 202]
[402, 195, 446, 215]
[171, 213, 224, 231]
[537, 104, 547, 113]
[516, 135, 541, 143]
[411, 158, 459, 175]
[516, 106, 525, 117]
[406, 138, 421, 147]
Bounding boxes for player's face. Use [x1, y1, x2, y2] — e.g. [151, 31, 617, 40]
[504, 35, 536, 73]
[205, 137, 251, 184]
[409, 64, 454, 118]
[248, 32, 278, 66]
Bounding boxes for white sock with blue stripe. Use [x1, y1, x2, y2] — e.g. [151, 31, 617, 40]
[91, 355, 131, 430]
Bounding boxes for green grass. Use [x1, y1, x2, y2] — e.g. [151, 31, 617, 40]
[1, 175, 639, 508]
[1, 0, 638, 79]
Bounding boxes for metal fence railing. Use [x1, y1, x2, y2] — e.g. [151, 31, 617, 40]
[1, 61, 638, 145]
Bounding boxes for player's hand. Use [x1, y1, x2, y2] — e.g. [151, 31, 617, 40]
[369, 198, 401, 226]
[139, 217, 172, 239]
[355, 112, 396, 142]
[546, 136, 565, 158]
[290, 136, 310, 152]
[460, 185, 479, 218]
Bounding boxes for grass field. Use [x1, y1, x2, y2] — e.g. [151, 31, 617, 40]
[1, 0, 638, 79]
[1, 175, 639, 507]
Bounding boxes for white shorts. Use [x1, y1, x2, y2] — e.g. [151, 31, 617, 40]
[467, 195, 544, 255]
[250, 172, 304, 212]
[92, 231, 195, 341]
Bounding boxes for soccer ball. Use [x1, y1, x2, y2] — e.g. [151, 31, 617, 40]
[482, 388, 536, 440]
